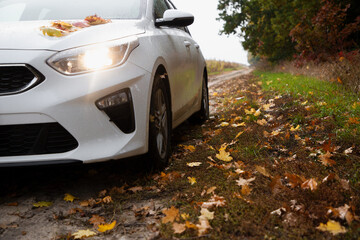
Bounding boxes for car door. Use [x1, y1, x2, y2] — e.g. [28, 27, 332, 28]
[153, 0, 197, 124]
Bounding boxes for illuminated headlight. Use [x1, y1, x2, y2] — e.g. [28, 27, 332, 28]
[47, 36, 139, 75]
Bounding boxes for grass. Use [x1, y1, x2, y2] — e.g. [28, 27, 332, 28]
[256, 71, 360, 143]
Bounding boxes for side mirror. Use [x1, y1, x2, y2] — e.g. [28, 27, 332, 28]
[155, 9, 194, 27]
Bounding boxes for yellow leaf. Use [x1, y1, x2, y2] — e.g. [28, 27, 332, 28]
[301, 101, 308, 106]
[181, 213, 190, 220]
[245, 108, 255, 115]
[162, 206, 179, 223]
[262, 104, 271, 111]
[40, 27, 63, 37]
[212, 92, 218, 96]
[72, 229, 97, 239]
[187, 162, 202, 167]
[235, 131, 244, 139]
[254, 109, 261, 117]
[266, 81, 272, 85]
[188, 177, 197, 185]
[216, 149, 233, 162]
[337, 77, 343, 84]
[64, 193, 77, 202]
[219, 122, 229, 127]
[98, 220, 116, 233]
[33, 201, 53, 208]
[181, 145, 196, 152]
[316, 220, 346, 235]
[290, 125, 300, 132]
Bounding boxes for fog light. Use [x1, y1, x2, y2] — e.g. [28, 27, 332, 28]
[96, 89, 135, 134]
[96, 91, 129, 110]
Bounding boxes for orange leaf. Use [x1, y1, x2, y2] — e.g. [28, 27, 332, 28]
[161, 206, 179, 223]
[285, 173, 305, 188]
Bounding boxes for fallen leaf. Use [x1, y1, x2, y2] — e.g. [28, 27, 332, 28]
[188, 177, 197, 185]
[219, 122, 229, 127]
[200, 208, 214, 220]
[344, 147, 353, 155]
[255, 165, 271, 177]
[241, 185, 251, 196]
[33, 201, 53, 208]
[7, 202, 18, 206]
[181, 145, 196, 152]
[185, 221, 197, 229]
[128, 186, 143, 193]
[72, 229, 96, 239]
[181, 213, 190, 220]
[102, 196, 113, 204]
[196, 217, 211, 236]
[236, 177, 256, 186]
[79, 198, 96, 207]
[206, 186, 217, 195]
[201, 194, 226, 208]
[89, 215, 106, 227]
[290, 125, 300, 131]
[162, 206, 179, 223]
[301, 178, 318, 191]
[316, 220, 346, 235]
[64, 193, 77, 202]
[98, 220, 116, 233]
[68, 208, 83, 215]
[285, 173, 305, 188]
[257, 119, 267, 126]
[173, 223, 186, 234]
[319, 152, 336, 166]
[235, 131, 244, 139]
[187, 162, 202, 167]
[98, 190, 107, 197]
[216, 145, 233, 162]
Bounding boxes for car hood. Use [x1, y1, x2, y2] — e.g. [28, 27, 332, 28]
[0, 20, 146, 51]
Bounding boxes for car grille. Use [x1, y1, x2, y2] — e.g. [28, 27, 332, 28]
[0, 123, 78, 157]
[0, 65, 44, 95]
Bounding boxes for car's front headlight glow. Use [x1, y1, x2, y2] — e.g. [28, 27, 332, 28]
[47, 36, 139, 75]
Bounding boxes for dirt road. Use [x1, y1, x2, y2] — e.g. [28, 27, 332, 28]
[0, 69, 250, 240]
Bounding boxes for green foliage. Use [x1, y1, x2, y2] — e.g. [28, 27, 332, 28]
[218, 0, 360, 63]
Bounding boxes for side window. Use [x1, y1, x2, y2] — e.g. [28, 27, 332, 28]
[154, 0, 170, 19]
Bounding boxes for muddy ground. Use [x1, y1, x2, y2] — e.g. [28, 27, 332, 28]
[0, 69, 248, 240]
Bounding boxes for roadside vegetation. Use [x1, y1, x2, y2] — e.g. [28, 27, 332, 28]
[206, 60, 244, 76]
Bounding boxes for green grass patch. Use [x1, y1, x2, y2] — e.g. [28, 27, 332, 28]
[255, 71, 360, 143]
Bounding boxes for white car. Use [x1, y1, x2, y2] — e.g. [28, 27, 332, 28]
[0, 0, 209, 167]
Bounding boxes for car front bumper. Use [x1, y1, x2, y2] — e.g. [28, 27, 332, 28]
[0, 49, 151, 165]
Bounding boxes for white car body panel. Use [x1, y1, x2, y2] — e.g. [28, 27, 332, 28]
[0, 0, 206, 165]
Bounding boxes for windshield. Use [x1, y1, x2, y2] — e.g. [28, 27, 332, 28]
[0, 0, 145, 22]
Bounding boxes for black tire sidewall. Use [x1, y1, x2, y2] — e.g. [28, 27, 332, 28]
[148, 75, 171, 169]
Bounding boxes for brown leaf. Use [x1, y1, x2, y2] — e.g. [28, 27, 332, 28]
[128, 186, 143, 193]
[319, 151, 336, 166]
[255, 165, 271, 177]
[89, 215, 106, 227]
[241, 185, 251, 196]
[109, 186, 126, 195]
[162, 206, 179, 224]
[98, 190, 107, 197]
[68, 208, 83, 215]
[196, 217, 212, 236]
[301, 178, 318, 191]
[173, 223, 186, 234]
[285, 173, 305, 188]
[7, 202, 18, 206]
[79, 198, 96, 207]
[270, 175, 283, 194]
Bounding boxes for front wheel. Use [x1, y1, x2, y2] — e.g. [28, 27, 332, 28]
[148, 75, 171, 169]
[190, 74, 209, 124]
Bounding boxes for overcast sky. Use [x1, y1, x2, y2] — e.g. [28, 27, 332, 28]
[172, 0, 248, 65]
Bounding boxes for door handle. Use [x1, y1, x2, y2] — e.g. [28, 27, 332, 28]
[194, 44, 200, 49]
[184, 41, 191, 48]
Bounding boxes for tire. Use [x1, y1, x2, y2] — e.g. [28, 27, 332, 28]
[190, 74, 210, 124]
[148, 75, 172, 169]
